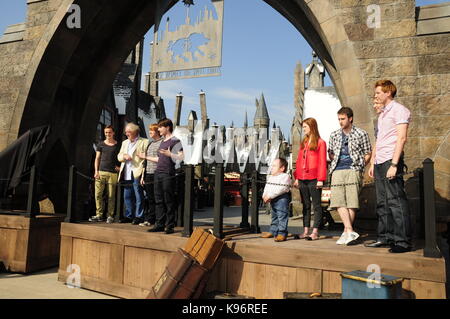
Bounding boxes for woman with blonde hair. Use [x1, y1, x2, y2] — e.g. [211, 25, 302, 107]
[293, 118, 327, 240]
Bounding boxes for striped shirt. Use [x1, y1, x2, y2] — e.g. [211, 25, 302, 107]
[328, 125, 372, 173]
[145, 138, 163, 174]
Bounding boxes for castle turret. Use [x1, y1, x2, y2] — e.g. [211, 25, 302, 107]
[254, 93, 270, 137]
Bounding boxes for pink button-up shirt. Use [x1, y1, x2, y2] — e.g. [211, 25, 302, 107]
[375, 100, 411, 164]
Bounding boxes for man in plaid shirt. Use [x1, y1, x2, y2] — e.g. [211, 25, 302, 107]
[328, 107, 372, 245]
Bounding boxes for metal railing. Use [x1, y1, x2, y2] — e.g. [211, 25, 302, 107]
[64, 158, 444, 258]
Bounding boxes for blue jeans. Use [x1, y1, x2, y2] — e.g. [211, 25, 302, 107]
[269, 193, 290, 237]
[123, 176, 144, 220]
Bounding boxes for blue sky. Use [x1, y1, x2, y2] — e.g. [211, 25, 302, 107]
[0, 0, 446, 138]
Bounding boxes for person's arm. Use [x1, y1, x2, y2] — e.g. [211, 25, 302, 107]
[328, 134, 335, 161]
[363, 131, 372, 166]
[317, 140, 327, 185]
[117, 142, 128, 162]
[386, 124, 408, 179]
[94, 151, 101, 179]
[369, 143, 376, 178]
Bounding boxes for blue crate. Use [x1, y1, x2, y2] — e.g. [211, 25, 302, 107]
[341, 270, 403, 299]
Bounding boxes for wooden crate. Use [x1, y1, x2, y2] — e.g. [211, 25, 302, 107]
[184, 228, 225, 270]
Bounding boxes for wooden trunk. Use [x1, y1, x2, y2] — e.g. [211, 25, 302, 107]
[149, 248, 208, 299]
[0, 214, 65, 273]
[184, 227, 225, 270]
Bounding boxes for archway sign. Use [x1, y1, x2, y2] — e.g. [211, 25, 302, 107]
[152, 0, 224, 81]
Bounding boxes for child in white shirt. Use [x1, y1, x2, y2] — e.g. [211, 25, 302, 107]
[261, 158, 292, 242]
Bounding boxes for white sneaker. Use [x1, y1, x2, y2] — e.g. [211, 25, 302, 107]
[336, 232, 348, 245]
[344, 232, 360, 245]
[139, 221, 151, 227]
[106, 217, 114, 224]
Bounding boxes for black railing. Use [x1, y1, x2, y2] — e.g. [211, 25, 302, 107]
[420, 158, 442, 258]
[64, 158, 443, 258]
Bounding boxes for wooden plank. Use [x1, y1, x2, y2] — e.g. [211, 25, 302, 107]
[61, 223, 187, 252]
[107, 244, 124, 284]
[225, 242, 446, 283]
[0, 214, 30, 230]
[226, 258, 244, 294]
[264, 264, 297, 299]
[123, 247, 171, 290]
[59, 236, 73, 271]
[253, 263, 266, 299]
[296, 268, 322, 294]
[58, 270, 149, 299]
[410, 280, 447, 299]
[323, 271, 342, 294]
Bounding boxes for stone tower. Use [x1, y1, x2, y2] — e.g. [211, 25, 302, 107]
[305, 51, 325, 89]
[253, 93, 270, 137]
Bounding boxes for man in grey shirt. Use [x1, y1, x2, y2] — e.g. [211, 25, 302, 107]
[138, 124, 163, 227]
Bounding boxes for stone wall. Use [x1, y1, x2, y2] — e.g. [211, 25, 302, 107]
[0, 0, 63, 150]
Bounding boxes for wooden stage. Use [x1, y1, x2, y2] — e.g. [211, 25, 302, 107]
[58, 222, 447, 299]
[0, 214, 66, 273]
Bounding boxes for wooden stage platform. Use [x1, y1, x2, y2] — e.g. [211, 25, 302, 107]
[58, 222, 447, 299]
[0, 214, 66, 273]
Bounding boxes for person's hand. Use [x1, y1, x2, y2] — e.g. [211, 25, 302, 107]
[293, 180, 299, 188]
[140, 179, 145, 186]
[115, 166, 120, 172]
[159, 148, 171, 158]
[94, 171, 100, 179]
[386, 165, 397, 180]
[123, 154, 132, 161]
[316, 181, 323, 188]
[263, 195, 271, 203]
[368, 164, 374, 178]
[137, 152, 146, 160]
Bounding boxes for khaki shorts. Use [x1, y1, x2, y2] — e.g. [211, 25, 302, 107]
[330, 169, 362, 209]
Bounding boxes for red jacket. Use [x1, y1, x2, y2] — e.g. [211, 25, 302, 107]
[294, 138, 327, 181]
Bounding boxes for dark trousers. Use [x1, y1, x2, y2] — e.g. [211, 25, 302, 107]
[299, 179, 322, 229]
[143, 173, 156, 224]
[154, 171, 176, 230]
[375, 159, 411, 249]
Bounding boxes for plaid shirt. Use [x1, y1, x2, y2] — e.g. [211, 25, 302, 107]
[328, 125, 372, 173]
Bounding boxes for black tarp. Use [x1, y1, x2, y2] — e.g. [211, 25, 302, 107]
[0, 126, 50, 198]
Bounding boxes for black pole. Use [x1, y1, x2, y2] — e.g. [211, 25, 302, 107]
[418, 168, 425, 239]
[182, 165, 194, 237]
[177, 171, 185, 227]
[422, 158, 441, 258]
[26, 165, 37, 218]
[65, 165, 77, 223]
[115, 182, 123, 223]
[213, 163, 224, 238]
[250, 170, 261, 233]
[240, 172, 250, 228]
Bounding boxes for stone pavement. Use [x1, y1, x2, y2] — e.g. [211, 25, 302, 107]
[0, 206, 340, 299]
[0, 267, 117, 299]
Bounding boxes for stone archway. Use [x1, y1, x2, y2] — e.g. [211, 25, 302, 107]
[0, 0, 449, 215]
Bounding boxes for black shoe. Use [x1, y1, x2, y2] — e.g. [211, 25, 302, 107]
[389, 245, 411, 253]
[148, 226, 165, 232]
[119, 218, 132, 224]
[364, 241, 391, 248]
[165, 228, 174, 234]
[131, 218, 142, 225]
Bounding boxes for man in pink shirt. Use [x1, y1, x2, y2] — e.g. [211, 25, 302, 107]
[367, 80, 412, 253]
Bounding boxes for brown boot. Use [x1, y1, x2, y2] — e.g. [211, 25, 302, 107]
[274, 234, 286, 242]
[261, 232, 274, 238]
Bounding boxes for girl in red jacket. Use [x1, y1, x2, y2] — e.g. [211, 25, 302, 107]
[293, 118, 327, 240]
